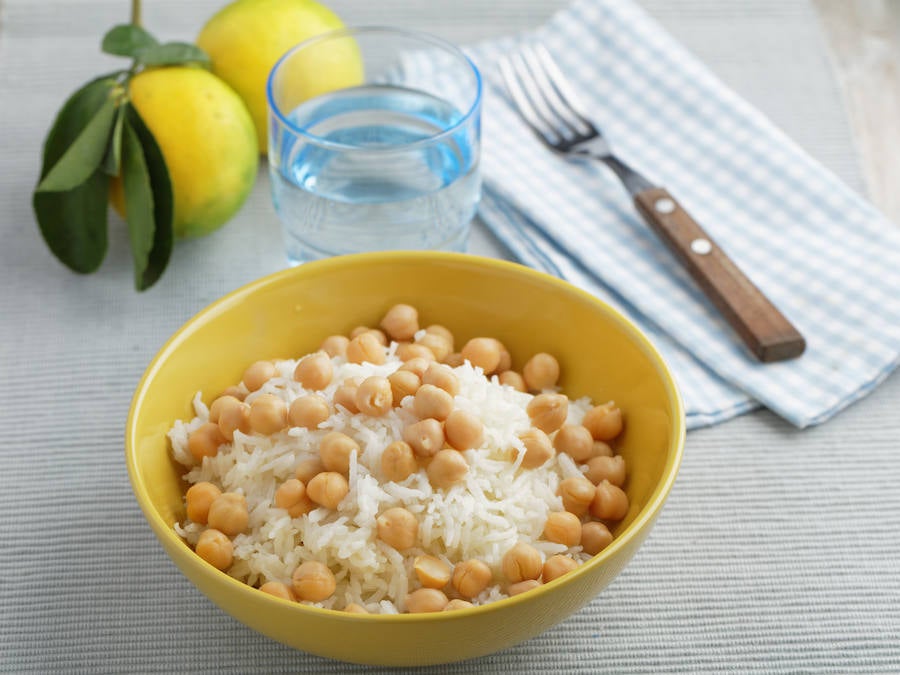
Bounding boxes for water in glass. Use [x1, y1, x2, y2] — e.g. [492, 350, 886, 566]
[270, 84, 480, 264]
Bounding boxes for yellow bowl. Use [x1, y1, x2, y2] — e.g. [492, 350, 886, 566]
[126, 251, 685, 666]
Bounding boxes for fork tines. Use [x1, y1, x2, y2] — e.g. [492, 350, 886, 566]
[499, 42, 597, 147]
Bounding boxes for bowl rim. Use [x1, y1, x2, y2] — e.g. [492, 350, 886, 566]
[125, 251, 686, 622]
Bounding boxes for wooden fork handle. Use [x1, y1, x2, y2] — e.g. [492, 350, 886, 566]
[633, 187, 805, 363]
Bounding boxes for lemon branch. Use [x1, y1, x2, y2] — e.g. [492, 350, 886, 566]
[32, 2, 210, 291]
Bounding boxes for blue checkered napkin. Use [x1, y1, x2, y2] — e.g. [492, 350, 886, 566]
[466, 0, 900, 429]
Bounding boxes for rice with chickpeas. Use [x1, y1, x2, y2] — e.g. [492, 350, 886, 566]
[169, 304, 628, 614]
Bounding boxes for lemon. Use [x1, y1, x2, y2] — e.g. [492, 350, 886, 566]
[197, 0, 362, 151]
[112, 66, 258, 238]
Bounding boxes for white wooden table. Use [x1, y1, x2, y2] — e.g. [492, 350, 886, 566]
[1, 1, 898, 672]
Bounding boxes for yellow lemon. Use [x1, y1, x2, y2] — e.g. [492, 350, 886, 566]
[197, 0, 362, 151]
[112, 66, 258, 238]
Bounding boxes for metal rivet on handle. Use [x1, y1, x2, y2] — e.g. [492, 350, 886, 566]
[691, 238, 713, 255]
[654, 198, 676, 214]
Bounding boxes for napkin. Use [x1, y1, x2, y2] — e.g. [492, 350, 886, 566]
[461, 0, 900, 429]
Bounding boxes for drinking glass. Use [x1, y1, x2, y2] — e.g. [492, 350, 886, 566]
[267, 27, 482, 264]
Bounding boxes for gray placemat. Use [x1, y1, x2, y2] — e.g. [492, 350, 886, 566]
[1, 0, 898, 672]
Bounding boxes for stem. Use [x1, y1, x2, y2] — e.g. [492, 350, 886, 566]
[131, 0, 142, 27]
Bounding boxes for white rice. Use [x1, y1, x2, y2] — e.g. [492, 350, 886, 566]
[169, 352, 594, 613]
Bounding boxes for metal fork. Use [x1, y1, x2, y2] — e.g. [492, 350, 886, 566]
[500, 43, 805, 363]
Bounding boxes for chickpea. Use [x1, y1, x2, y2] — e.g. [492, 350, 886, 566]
[425, 324, 455, 350]
[443, 599, 475, 611]
[580, 521, 613, 555]
[376, 507, 418, 550]
[344, 603, 369, 614]
[402, 418, 444, 458]
[242, 360, 276, 392]
[405, 588, 448, 613]
[381, 441, 418, 483]
[559, 476, 597, 516]
[542, 554, 578, 583]
[501, 543, 543, 583]
[417, 332, 452, 362]
[306, 471, 350, 510]
[274, 478, 314, 518]
[451, 559, 492, 599]
[396, 342, 435, 362]
[442, 352, 464, 367]
[207, 492, 249, 537]
[259, 581, 295, 601]
[592, 441, 614, 458]
[508, 579, 541, 596]
[497, 347, 512, 374]
[349, 325, 369, 338]
[291, 561, 336, 602]
[427, 449, 469, 489]
[461, 337, 502, 374]
[518, 428, 554, 469]
[368, 329, 389, 346]
[219, 385, 246, 401]
[414, 555, 452, 589]
[350, 326, 387, 346]
[542, 511, 582, 547]
[293, 352, 333, 390]
[522, 353, 560, 392]
[288, 394, 330, 429]
[399, 357, 431, 378]
[584, 455, 626, 487]
[295, 457, 325, 484]
[195, 528, 233, 571]
[589, 480, 629, 521]
[498, 370, 526, 392]
[188, 422, 226, 462]
[526, 393, 568, 433]
[582, 401, 624, 441]
[249, 393, 288, 435]
[553, 424, 594, 462]
[209, 394, 241, 424]
[320, 334, 349, 358]
[333, 382, 360, 413]
[218, 401, 250, 441]
[185, 482, 222, 524]
[444, 409, 484, 451]
[421, 363, 459, 396]
[388, 369, 421, 405]
[380, 303, 419, 341]
[356, 376, 393, 417]
[346, 332, 385, 365]
[318, 431, 359, 474]
[413, 384, 454, 421]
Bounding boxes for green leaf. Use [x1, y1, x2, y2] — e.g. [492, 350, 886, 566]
[33, 75, 120, 273]
[102, 24, 158, 58]
[36, 93, 119, 192]
[101, 103, 126, 176]
[120, 118, 156, 289]
[123, 105, 173, 290]
[36, 74, 119, 181]
[33, 172, 110, 274]
[136, 42, 211, 68]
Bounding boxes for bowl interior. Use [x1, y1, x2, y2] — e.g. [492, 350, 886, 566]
[126, 252, 684, 664]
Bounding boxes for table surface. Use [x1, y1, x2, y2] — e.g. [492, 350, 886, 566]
[2, 1, 898, 673]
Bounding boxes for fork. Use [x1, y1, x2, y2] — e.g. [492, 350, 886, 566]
[500, 43, 805, 363]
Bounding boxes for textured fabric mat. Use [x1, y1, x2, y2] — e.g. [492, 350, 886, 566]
[1, 0, 898, 673]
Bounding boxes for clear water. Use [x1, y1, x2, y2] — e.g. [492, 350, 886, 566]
[270, 84, 481, 264]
